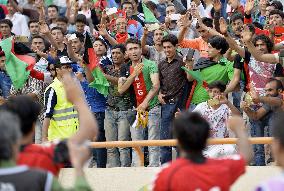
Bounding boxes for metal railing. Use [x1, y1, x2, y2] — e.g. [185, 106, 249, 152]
[90, 137, 273, 166]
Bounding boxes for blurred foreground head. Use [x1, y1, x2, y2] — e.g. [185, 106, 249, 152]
[173, 112, 210, 153]
[272, 111, 284, 167]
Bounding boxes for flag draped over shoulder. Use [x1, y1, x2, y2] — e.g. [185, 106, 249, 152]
[181, 66, 208, 87]
[142, 3, 159, 23]
[83, 33, 109, 96]
[0, 37, 33, 89]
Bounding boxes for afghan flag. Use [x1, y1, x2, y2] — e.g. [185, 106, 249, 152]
[83, 33, 109, 96]
[0, 37, 35, 89]
[142, 3, 159, 23]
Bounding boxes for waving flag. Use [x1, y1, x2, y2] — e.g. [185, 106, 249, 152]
[83, 33, 109, 96]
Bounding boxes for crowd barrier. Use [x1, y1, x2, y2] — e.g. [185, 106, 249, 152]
[89, 137, 273, 166]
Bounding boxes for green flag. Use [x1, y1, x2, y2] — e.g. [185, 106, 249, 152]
[89, 67, 109, 97]
[0, 0, 7, 5]
[181, 66, 208, 87]
[0, 37, 30, 89]
[142, 3, 159, 23]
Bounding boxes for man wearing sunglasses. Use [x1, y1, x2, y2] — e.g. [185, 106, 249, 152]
[42, 56, 79, 142]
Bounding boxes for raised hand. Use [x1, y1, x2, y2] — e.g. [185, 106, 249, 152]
[97, 24, 108, 37]
[133, 63, 144, 77]
[48, 46, 57, 59]
[219, 17, 228, 35]
[179, 11, 192, 28]
[213, 0, 222, 12]
[39, 22, 50, 35]
[245, 0, 254, 15]
[241, 25, 253, 42]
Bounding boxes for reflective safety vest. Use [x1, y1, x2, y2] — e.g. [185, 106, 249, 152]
[45, 78, 79, 141]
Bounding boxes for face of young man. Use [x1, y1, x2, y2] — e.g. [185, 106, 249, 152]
[254, 39, 269, 54]
[56, 64, 72, 77]
[71, 38, 83, 53]
[231, 19, 244, 36]
[207, 87, 222, 99]
[260, 0, 268, 11]
[48, 64, 56, 79]
[122, 3, 133, 18]
[51, 29, 64, 44]
[0, 23, 11, 38]
[56, 21, 68, 34]
[166, 5, 176, 16]
[47, 7, 58, 20]
[126, 43, 142, 62]
[0, 56, 6, 70]
[197, 27, 210, 41]
[111, 48, 124, 65]
[7, 3, 16, 15]
[269, 14, 284, 27]
[75, 22, 85, 34]
[153, 29, 163, 45]
[116, 18, 127, 34]
[162, 41, 176, 59]
[93, 40, 107, 57]
[31, 38, 45, 52]
[29, 22, 39, 36]
[264, 81, 281, 97]
[207, 43, 221, 58]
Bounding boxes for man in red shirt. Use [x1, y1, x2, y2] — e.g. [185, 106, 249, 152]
[0, 72, 97, 176]
[153, 112, 253, 191]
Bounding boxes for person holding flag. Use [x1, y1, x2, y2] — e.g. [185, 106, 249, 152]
[118, 38, 161, 167]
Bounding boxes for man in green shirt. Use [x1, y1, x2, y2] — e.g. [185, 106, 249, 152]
[186, 35, 234, 110]
[118, 38, 161, 167]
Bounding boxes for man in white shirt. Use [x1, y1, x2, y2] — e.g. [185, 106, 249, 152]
[6, 2, 29, 37]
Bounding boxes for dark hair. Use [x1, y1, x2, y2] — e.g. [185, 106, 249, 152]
[125, 38, 141, 47]
[0, 96, 41, 136]
[56, 16, 69, 24]
[196, 17, 213, 28]
[208, 35, 229, 54]
[267, 78, 284, 91]
[161, 34, 178, 46]
[272, 111, 284, 146]
[230, 13, 244, 23]
[28, 20, 39, 28]
[207, 81, 226, 92]
[173, 112, 210, 152]
[121, 1, 133, 9]
[75, 14, 87, 25]
[269, 9, 284, 19]
[112, 44, 126, 54]
[48, 4, 59, 12]
[252, 22, 263, 30]
[247, 23, 256, 34]
[271, 0, 283, 11]
[51, 26, 63, 34]
[252, 34, 274, 53]
[94, 38, 108, 49]
[74, 32, 85, 42]
[0, 19, 13, 29]
[31, 35, 45, 42]
[145, 1, 157, 11]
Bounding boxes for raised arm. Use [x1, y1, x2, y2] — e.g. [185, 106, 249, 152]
[39, 22, 59, 50]
[227, 116, 253, 164]
[225, 68, 241, 94]
[97, 24, 118, 46]
[219, 17, 246, 58]
[61, 72, 98, 144]
[141, 27, 149, 55]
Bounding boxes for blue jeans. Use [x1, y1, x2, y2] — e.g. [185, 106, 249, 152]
[249, 109, 272, 166]
[93, 112, 107, 168]
[0, 71, 11, 98]
[160, 103, 179, 164]
[104, 109, 135, 167]
[131, 105, 161, 167]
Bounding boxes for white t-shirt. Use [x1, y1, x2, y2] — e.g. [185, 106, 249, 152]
[193, 102, 232, 138]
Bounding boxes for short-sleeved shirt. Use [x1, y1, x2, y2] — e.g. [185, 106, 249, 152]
[153, 155, 246, 191]
[193, 102, 231, 138]
[120, 58, 159, 109]
[105, 65, 135, 110]
[191, 58, 234, 105]
[243, 50, 283, 96]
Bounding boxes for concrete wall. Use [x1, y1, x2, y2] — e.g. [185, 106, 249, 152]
[59, 166, 281, 191]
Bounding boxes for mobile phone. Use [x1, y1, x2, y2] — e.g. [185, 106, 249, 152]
[15, 36, 29, 43]
[146, 23, 160, 32]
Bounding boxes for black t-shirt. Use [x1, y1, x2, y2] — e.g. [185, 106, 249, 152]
[120, 63, 137, 105]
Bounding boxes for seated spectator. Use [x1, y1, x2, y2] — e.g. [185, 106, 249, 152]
[153, 112, 253, 190]
[193, 81, 241, 158]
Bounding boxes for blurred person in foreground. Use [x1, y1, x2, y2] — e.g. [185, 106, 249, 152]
[153, 112, 253, 191]
[0, 72, 97, 176]
[255, 111, 284, 190]
[0, 110, 92, 190]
